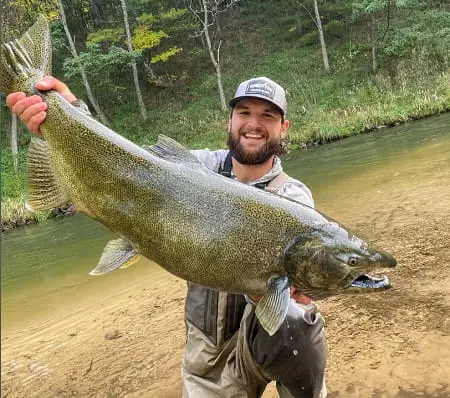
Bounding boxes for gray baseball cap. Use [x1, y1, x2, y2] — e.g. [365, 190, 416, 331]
[229, 77, 288, 116]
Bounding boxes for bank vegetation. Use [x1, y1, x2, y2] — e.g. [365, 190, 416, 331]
[1, 0, 449, 228]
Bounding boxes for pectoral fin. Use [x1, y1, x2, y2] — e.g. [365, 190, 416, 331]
[89, 238, 140, 275]
[26, 136, 70, 211]
[255, 275, 291, 336]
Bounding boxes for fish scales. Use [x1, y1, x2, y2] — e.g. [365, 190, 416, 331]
[0, 16, 397, 335]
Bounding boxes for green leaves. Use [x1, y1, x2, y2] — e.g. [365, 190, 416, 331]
[64, 44, 139, 76]
[87, 28, 125, 46]
[384, 9, 450, 57]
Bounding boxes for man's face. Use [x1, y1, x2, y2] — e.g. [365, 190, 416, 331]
[227, 99, 289, 165]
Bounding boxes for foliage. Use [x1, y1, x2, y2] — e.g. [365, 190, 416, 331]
[63, 44, 140, 99]
[384, 9, 450, 59]
[87, 27, 125, 47]
[132, 26, 168, 50]
[2, 0, 449, 221]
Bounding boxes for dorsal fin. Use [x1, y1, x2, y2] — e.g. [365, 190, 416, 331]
[26, 136, 70, 211]
[144, 135, 202, 165]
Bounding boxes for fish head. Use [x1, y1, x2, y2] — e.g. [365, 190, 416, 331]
[284, 222, 397, 298]
[0, 15, 51, 95]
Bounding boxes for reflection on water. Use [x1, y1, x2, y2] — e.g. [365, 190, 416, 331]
[1, 113, 449, 333]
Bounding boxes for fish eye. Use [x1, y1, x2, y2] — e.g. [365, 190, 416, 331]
[348, 257, 359, 266]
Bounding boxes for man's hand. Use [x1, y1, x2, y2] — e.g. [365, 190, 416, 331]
[6, 76, 76, 135]
[249, 286, 312, 305]
[290, 286, 312, 305]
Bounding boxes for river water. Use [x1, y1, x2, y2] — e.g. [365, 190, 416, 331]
[2, 112, 449, 335]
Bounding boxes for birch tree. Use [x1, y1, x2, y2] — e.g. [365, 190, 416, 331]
[10, 113, 19, 172]
[120, 0, 147, 120]
[297, 1, 330, 73]
[188, 0, 240, 111]
[57, 0, 109, 125]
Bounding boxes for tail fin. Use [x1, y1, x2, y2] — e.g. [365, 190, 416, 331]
[0, 15, 51, 95]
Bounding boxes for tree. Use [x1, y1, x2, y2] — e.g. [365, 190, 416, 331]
[120, 0, 148, 120]
[10, 113, 19, 172]
[313, 0, 330, 73]
[57, 0, 109, 125]
[187, 0, 240, 111]
[352, 0, 424, 73]
[296, 1, 331, 73]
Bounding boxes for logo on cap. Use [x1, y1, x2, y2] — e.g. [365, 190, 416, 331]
[245, 79, 276, 100]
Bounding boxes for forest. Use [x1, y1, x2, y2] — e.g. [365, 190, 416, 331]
[1, 0, 449, 226]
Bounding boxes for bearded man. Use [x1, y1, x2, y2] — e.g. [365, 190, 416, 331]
[186, 77, 327, 398]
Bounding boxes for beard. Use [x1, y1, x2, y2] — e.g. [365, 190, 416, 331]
[227, 129, 285, 165]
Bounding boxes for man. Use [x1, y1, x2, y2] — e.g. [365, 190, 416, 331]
[7, 76, 327, 398]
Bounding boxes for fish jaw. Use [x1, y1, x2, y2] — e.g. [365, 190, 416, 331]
[284, 233, 397, 298]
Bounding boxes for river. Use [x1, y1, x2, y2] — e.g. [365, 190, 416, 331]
[1, 112, 449, 397]
[2, 112, 449, 333]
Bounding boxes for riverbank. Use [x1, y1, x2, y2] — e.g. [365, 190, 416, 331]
[2, 137, 449, 396]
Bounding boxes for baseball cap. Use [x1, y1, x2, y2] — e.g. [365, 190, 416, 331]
[229, 77, 288, 116]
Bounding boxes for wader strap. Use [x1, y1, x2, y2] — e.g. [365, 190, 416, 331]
[218, 151, 233, 177]
[265, 172, 289, 194]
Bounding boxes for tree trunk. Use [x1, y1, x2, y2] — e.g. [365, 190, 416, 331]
[371, 14, 378, 73]
[120, 0, 148, 120]
[10, 112, 18, 172]
[57, 0, 109, 126]
[202, 0, 227, 111]
[313, 0, 330, 73]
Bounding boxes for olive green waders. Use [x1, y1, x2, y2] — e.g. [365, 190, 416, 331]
[182, 287, 327, 398]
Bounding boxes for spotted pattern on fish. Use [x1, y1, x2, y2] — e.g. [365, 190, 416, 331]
[0, 16, 397, 303]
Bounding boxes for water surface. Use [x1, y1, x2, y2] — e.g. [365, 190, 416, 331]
[2, 112, 449, 333]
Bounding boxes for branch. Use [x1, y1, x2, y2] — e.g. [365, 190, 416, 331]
[381, 0, 391, 41]
[296, 2, 320, 30]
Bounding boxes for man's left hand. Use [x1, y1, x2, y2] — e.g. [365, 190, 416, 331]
[290, 286, 312, 304]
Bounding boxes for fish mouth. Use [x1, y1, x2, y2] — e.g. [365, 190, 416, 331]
[347, 274, 392, 292]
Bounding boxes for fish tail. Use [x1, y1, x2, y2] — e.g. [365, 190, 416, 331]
[0, 15, 52, 95]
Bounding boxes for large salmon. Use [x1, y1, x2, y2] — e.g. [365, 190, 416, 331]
[0, 16, 396, 335]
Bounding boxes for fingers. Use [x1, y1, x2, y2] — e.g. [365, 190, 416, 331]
[5, 92, 26, 108]
[290, 286, 312, 305]
[6, 94, 47, 135]
[28, 112, 48, 135]
[36, 75, 77, 103]
[5, 76, 76, 136]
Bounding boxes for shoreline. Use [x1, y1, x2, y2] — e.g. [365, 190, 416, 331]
[2, 108, 448, 230]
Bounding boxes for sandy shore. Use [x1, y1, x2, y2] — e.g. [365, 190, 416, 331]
[2, 151, 450, 397]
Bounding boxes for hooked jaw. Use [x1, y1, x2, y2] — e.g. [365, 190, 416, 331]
[344, 249, 397, 292]
[289, 248, 397, 298]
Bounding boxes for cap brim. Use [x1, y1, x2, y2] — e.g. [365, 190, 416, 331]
[229, 96, 285, 116]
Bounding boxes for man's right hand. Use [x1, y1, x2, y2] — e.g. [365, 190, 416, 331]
[6, 76, 76, 135]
